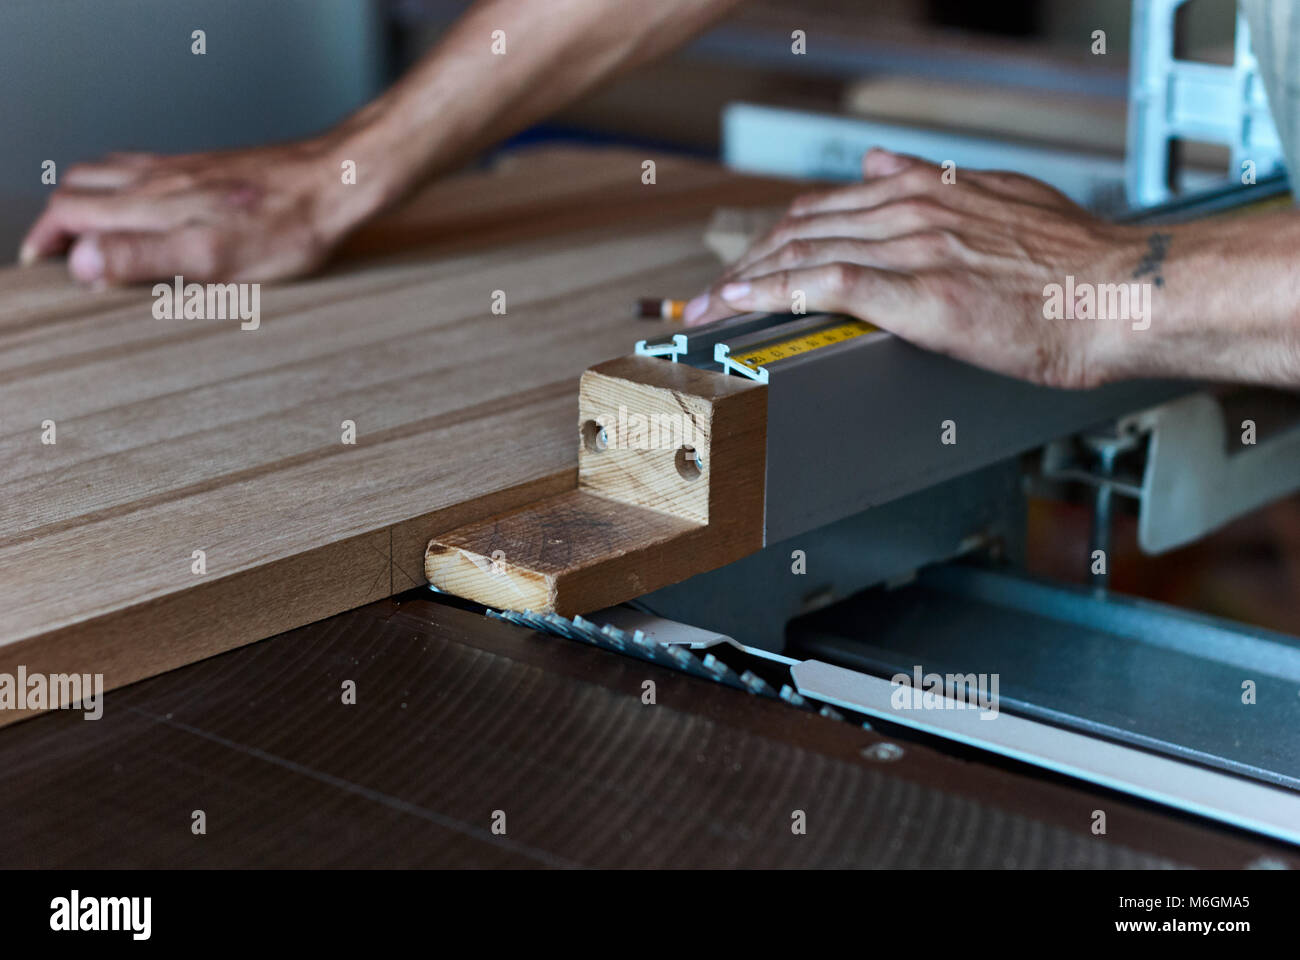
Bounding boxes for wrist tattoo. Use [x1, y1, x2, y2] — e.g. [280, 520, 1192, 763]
[1133, 231, 1172, 287]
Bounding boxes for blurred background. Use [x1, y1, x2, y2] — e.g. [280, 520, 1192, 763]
[4, 0, 1297, 635]
[0, 0, 1247, 256]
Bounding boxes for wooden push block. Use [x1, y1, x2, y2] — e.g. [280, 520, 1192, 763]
[426, 356, 766, 615]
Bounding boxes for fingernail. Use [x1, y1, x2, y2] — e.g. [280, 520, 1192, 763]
[682, 294, 710, 325]
[865, 147, 908, 176]
[69, 236, 104, 283]
[720, 282, 751, 302]
[18, 242, 37, 266]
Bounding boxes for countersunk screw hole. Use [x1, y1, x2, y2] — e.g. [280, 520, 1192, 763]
[676, 445, 704, 480]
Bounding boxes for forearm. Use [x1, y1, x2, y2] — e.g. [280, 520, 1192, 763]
[320, 0, 742, 235]
[1098, 214, 1300, 387]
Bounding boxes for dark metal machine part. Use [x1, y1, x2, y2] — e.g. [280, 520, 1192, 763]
[0, 594, 1292, 868]
[643, 461, 1026, 653]
[789, 564, 1300, 791]
[680, 309, 1189, 545]
[668, 174, 1291, 548]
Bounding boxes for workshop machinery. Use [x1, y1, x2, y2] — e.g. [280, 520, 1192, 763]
[725, 0, 1283, 212]
[426, 175, 1300, 848]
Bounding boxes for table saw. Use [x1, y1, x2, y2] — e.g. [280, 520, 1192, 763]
[3, 145, 1299, 868]
[415, 171, 1300, 851]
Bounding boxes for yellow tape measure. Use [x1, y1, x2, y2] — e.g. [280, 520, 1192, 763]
[731, 320, 877, 371]
[1208, 192, 1294, 220]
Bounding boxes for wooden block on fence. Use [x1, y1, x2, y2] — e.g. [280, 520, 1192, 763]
[426, 356, 766, 615]
[578, 355, 767, 523]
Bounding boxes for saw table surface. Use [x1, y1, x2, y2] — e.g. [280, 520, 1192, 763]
[0, 147, 798, 722]
[3, 592, 1288, 868]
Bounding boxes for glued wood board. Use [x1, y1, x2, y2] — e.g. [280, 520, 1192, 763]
[0, 147, 802, 723]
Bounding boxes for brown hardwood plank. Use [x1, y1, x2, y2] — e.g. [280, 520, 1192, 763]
[0, 146, 805, 725]
[0, 235, 709, 531]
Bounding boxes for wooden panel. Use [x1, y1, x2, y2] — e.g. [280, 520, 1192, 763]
[0, 147, 803, 724]
[426, 355, 766, 615]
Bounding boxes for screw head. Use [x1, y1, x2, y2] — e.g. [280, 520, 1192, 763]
[861, 742, 904, 763]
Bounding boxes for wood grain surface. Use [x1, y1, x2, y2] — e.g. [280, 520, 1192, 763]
[0, 147, 802, 724]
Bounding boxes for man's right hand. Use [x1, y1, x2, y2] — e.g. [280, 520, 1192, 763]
[19, 134, 367, 286]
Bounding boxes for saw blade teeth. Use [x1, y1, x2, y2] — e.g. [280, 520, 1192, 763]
[700, 652, 739, 684]
[685, 653, 721, 681]
[552, 613, 590, 642]
[491, 609, 526, 628]
[525, 610, 562, 636]
[583, 619, 610, 643]
[646, 643, 676, 667]
[779, 684, 808, 708]
[739, 669, 776, 697]
[664, 644, 691, 664]
[478, 604, 854, 724]
[598, 624, 629, 651]
[585, 616, 613, 640]
[626, 640, 661, 666]
[665, 644, 707, 675]
[567, 615, 600, 643]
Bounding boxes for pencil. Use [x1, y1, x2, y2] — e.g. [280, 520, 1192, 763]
[637, 298, 686, 321]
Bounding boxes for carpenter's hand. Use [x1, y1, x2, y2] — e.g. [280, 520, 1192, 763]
[19, 135, 365, 285]
[685, 148, 1151, 389]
